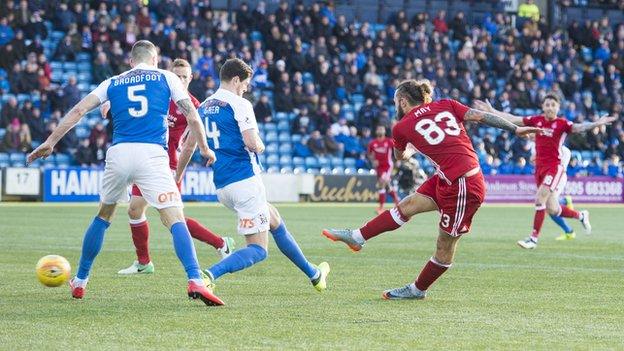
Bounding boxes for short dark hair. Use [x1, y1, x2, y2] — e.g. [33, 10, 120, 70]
[395, 79, 433, 105]
[219, 58, 253, 82]
[542, 93, 560, 104]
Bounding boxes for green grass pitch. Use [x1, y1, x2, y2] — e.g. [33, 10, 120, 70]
[1, 203, 623, 350]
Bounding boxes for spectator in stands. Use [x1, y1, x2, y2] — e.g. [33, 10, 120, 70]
[1, 96, 23, 127]
[337, 126, 365, 158]
[93, 52, 114, 83]
[568, 157, 584, 177]
[89, 121, 108, 146]
[254, 94, 273, 123]
[604, 155, 622, 177]
[0, 43, 19, 71]
[0, 16, 14, 46]
[307, 130, 326, 156]
[518, 0, 541, 22]
[92, 135, 107, 165]
[61, 76, 81, 112]
[26, 107, 45, 143]
[330, 117, 350, 137]
[0, 119, 30, 153]
[54, 35, 77, 61]
[75, 138, 95, 166]
[324, 128, 343, 157]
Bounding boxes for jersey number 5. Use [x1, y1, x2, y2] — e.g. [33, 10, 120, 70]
[415, 111, 461, 145]
[128, 84, 148, 117]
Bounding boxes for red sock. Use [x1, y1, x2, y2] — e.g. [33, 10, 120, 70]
[531, 206, 546, 238]
[360, 207, 409, 240]
[415, 258, 450, 291]
[388, 189, 399, 205]
[559, 206, 580, 219]
[130, 221, 150, 265]
[185, 217, 225, 249]
[378, 191, 386, 208]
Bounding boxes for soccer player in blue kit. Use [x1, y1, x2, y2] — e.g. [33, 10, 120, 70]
[176, 58, 330, 304]
[27, 40, 224, 306]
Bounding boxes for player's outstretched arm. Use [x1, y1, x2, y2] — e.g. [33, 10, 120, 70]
[464, 108, 541, 137]
[27, 94, 101, 164]
[176, 98, 216, 165]
[176, 132, 197, 184]
[571, 114, 617, 133]
[473, 100, 525, 126]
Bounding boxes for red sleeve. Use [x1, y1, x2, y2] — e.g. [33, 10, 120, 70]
[190, 94, 200, 108]
[523, 115, 537, 127]
[391, 124, 406, 151]
[447, 99, 470, 122]
[564, 120, 573, 133]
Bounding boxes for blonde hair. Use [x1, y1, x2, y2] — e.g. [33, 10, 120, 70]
[131, 40, 158, 63]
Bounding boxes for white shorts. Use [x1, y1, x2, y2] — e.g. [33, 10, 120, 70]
[101, 143, 183, 209]
[216, 175, 270, 235]
[553, 173, 567, 198]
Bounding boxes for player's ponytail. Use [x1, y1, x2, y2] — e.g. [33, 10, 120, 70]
[396, 79, 433, 106]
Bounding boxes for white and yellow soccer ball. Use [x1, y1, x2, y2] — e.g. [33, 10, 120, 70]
[36, 255, 71, 287]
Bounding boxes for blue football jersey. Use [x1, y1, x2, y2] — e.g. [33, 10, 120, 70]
[198, 88, 262, 189]
[91, 63, 188, 148]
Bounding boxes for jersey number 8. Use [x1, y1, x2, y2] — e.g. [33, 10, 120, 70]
[128, 84, 148, 117]
[415, 111, 461, 145]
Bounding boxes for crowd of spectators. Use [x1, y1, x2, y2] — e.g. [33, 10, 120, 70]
[0, 0, 622, 177]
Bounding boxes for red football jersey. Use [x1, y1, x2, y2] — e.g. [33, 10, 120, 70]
[392, 99, 480, 183]
[167, 93, 200, 169]
[522, 115, 573, 168]
[368, 137, 394, 168]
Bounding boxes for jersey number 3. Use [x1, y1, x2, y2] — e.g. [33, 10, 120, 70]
[128, 84, 148, 117]
[415, 111, 461, 145]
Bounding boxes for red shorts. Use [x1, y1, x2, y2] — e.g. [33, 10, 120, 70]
[131, 181, 182, 197]
[416, 172, 486, 237]
[376, 166, 392, 182]
[535, 164, 565, 191]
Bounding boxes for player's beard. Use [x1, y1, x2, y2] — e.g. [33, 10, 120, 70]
[396, 105, 405, 120]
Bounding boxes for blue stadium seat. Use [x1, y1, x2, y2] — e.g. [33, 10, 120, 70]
[292, 157, 305, 167]
[317, 156, 331, 168]
[344, 157, 357, 168]
[250, 31, 263, 42]
[332, 167, 345, 174]
[28, 158, 42, 168]
[306, 168, 320, 175]
[280, 166, 293, 174]
[352, 94, 365, 104]
[77, 62, 91, 72]
[266, 154, 279, 167]
[278, 143, 292, 155]
[0, 129, 6, 140]
[275, 112, 288, 121]
[17, 94, 29, 103]
[50, 61, 62, 70]
[277, 120, 290, 132]
[266, 166, 280, 173]
[331, 157, 344, 168]
[51, 31, 64, 40]
[320, 167, 332, 174]
[305, 157, 319, 168]
[9, 152, 26, 165]
[0, 152, 9, 163]
[77, 53, 91, 62]
[264, 123, 277, 132]
[0, 161, 9, 168]
[76, 126, 90, 138]
[278, 132, 291, 143]
[265, 131, 278, 143]
[279, 155, 293, 167]
[55, 153, 71, 166]
[291, 134, 302, 144]
[257, 153, 266, 165]
[77, 72, 92, 82]
[265, 146, 279, 157]
[293, 166, 306, 174]
[63, 62, 77, 71]
[344, 167, 357, 174]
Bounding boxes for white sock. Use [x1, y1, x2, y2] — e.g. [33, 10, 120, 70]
[310, 269, 321, 281]
[73, 277, 88, 288]
[352, 229, 365, 245]
[189, 278, 204, 285]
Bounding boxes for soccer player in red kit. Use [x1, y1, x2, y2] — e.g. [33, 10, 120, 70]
[368, 125, 400, 214]
[474, 95, 616, 249]
[323, 80, 540, 299]
[117, 59, 235, 275]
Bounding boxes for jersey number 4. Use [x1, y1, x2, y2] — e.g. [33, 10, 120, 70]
[128, 84, 148, 117]
[204, 119, 221, 149]
[415, 111, 461, 145]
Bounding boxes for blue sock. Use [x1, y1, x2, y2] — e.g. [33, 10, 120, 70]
[208, 244, 267, 280]
[271, 221, 318, 279]
[549, 214, 574, 234]
[77, 217, 110, 279]
[170, 222, 201, 280]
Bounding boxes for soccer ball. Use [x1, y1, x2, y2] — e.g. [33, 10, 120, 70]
[36, 255, 71, 287]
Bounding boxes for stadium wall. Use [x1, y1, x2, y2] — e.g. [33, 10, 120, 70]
[0, 167, 623, 203]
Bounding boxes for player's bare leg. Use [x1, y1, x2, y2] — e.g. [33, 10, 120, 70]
[268, 203, 330, 291]
[323, 193, 437, 251]
[383, 230, 460, 300]
[70, 202, 117, 298]
[158, 206, 224, 306]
